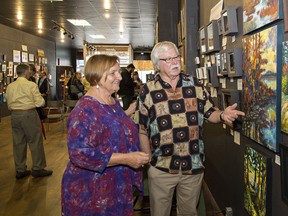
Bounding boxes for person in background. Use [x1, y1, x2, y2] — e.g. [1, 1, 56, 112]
[6, 63, 53, 179]
[134, 41, 245, 216]
[67, 71, 85, 100]
[38, 71, 49, 107]
[28, 63, 39, 83]
[132, 71, 143, 99]
[61, 54, 150, 216]
[118, 63, 136, 110]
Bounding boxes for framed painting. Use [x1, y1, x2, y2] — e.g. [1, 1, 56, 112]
[244, 145, 272, 216]
[284, 0, 288, 32]
[242, 25, 283, 152]
[282, 41, 288, 134]
[243, 0, 281, 35]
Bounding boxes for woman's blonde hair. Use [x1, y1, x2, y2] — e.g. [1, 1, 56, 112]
[84, 54, 119, 86]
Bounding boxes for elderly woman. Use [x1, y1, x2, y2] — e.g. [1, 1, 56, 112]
[61, 54, 149, 216]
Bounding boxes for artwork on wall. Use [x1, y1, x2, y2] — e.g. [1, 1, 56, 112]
[29, 53, 34, 62]
[242, 25, 282, 152]
[282, 41, 288, 134]
[21, 52, 28, 63]
[13, 50, 21, 63]
[244, 146, 272, 216]
[284, 0, 288, 32]
[243, 0, 281, 35]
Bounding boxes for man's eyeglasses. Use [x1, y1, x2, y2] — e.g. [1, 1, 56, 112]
[159, 55, 181, 63]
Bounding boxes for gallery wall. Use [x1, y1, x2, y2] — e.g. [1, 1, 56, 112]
[199, 0, 288, 215]
[0, 24, 74, 117]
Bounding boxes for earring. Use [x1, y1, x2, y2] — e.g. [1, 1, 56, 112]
[96, 84, 99, 89]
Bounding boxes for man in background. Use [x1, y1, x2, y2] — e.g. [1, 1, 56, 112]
[118, 63, 136, 110]
[38, 71, 49, 107]
[6, 63, 53, 179]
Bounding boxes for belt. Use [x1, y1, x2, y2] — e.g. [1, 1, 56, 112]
[11, 108, 36, 112]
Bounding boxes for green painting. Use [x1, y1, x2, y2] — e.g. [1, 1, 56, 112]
[282, 41, 288, 133]
[244, 146, 271, 216]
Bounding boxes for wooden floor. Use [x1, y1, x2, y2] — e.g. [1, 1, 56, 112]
[0, 116, 68, 216]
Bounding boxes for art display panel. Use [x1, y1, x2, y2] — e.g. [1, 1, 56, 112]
[244, 146, 272, 216]
[243, 0, 281, 35]
[282, 41, 288, 133]
[242, 25, 282, 152]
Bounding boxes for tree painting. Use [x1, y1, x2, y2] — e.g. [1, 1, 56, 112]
[242, 25, 279, 152]
[243, 0, 280, 35]
[282, 41, 288, 133]
[244, 146, 270, 216]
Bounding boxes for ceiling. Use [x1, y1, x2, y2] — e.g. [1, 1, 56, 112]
[0, 0, 157, 50]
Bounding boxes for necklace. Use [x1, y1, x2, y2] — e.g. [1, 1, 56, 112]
[98, 94, 116, 113]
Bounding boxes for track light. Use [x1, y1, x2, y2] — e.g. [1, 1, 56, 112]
[51, 20, 75, 40]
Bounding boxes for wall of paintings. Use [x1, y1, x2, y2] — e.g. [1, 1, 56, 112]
[197, 0, 288, 215]
[0, 23, 57, 119]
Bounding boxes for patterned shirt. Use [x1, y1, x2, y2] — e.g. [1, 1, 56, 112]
[62, 96, 142, 216]
[134, 73, 216, 174]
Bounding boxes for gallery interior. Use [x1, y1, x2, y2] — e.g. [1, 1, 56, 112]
[0, 0, 288, 215]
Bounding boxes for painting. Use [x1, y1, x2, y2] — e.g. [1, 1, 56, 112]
[244, 146, 272, 216]
[284, 0, 288, 32]
[243, 0, 281, 35]
[242, 25, 282, 152]
[282, 41, 288, 133]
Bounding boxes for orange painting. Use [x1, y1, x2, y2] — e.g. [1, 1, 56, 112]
[243, 0, 280, 34]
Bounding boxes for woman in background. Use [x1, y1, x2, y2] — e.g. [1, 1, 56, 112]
[61, 54, 149, 216]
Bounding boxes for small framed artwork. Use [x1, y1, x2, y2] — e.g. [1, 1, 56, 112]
[206, 20, 220, 53]
[244, 145, 272, 216]
[280, 143, 288, 205]
[2, 64, 6, 72]
[22, 52, 28, 63]
[7, 68, 13, 76]
[22, 45, 27, 52]
[227, 48, 242, 77]
[13, 50, 21, 63]
[8, 61, 13, 69]
[220, 51, 228, 75]
[221, 6, 238, 36]
[199, 26, 207, 54]
[217, 18, 223, 35]
[284, 0, 288, 32]
[29, 53, 34, 62]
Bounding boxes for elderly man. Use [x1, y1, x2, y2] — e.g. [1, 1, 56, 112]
[6, 63, 53, 179]
[134, 41, 245, 216]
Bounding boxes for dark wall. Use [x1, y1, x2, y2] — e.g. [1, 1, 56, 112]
[200, 0, 288, 215]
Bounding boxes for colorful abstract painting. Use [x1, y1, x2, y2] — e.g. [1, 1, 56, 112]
[282, 41, 288, 133]
[242, 25, 282, 152]
[244, 146, 271, 216]
[243, 0, 280, 35]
